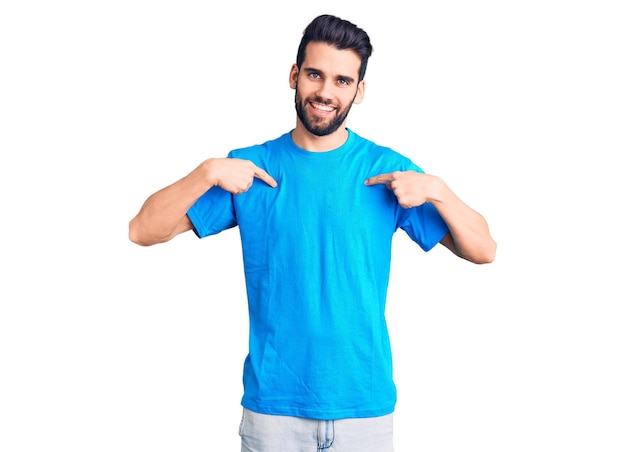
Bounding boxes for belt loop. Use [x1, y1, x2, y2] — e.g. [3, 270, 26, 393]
[317, 419, 335, 450]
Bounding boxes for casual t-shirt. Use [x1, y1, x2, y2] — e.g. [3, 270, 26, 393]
[187, 128, 449, 419]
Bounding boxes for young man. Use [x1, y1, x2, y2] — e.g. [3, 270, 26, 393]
[129, 14, 496, 452]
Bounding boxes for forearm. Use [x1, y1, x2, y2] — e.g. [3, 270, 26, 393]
[128, 161, 214, 246]
[428, 176, 497, 264]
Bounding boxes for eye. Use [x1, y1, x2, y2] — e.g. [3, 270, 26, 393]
[337, 78, 350, 86]
[309, 72, 321, 79]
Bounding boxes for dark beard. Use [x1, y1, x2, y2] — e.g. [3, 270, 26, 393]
[294, 89, 355, 137]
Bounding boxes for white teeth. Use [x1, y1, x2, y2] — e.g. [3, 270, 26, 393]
[312, 102, 334, 112]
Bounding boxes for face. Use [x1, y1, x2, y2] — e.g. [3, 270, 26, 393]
[290, 42, 365, 137]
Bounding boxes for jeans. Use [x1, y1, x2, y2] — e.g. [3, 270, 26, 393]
[239, 407, 394, 452]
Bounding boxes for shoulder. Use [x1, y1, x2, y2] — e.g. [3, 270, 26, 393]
[348, 129, 424, 173]
[228, 132, 291, 159]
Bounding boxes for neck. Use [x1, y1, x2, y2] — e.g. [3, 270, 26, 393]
[291, 121, 349, 152]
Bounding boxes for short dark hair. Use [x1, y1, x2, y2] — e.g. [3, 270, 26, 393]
[296, 14, 373, 82]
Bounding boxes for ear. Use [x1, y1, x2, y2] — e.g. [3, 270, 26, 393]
[289, 64, 299, 89]
[353, 79, 366, 105]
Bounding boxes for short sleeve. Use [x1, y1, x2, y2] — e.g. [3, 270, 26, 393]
[187, 186, 237, 238]
[398, 202, 449, 252]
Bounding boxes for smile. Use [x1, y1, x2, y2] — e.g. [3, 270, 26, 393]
[311, 102, 335, 113]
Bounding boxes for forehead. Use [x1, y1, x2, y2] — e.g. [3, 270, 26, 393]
[303, 41, 361, 78]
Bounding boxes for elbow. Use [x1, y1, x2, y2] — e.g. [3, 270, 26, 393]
[473, 239, 497, 264]
[128, 217, 177, 246]
[128, 218, 153, 247]
[444, 232, 496, 264]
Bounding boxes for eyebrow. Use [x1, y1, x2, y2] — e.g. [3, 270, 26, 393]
[302, 66, 356, 84]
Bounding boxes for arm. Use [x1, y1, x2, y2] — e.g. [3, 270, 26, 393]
[129, 158, 277, 246]
[364, 171, 496, 264]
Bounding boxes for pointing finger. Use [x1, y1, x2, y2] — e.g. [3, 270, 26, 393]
[254, 167, 278, 188]
[364, 173, 396, 186]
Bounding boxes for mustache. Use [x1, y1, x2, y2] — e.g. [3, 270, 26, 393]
[311, 96, 333, 105]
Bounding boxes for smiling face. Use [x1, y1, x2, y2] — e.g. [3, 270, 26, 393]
[290, 41, 365, 139]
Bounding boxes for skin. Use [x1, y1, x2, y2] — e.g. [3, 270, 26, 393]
[128, 41, 496, 264]
[289, 41, 364, 148]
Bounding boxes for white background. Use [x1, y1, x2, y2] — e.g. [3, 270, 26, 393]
[1, 1, 625, 451]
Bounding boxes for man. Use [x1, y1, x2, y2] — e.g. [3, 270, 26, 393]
[129, 13, 496, 452]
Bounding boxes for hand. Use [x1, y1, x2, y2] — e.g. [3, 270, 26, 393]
[365, 170, 434, 208]
[206, 158, 277, 194]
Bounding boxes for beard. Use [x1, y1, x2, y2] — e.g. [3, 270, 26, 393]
[294, 87, 356, 137]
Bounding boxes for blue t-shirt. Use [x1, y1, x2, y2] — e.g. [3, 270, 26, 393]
[187, 129, 449, 419]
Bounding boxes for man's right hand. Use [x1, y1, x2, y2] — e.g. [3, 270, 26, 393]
[204, 158, 278, 194]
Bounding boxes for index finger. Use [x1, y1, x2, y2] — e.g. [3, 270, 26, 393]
[364, 173, 395, 186]
[254, 167, 278, 188]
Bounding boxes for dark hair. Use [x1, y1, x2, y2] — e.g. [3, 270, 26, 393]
[296, 14, 373, 82]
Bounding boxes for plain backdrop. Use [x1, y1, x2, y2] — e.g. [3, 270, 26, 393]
[1, 1, 625, 451]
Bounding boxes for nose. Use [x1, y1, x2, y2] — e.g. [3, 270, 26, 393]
[316, 78, 335, 101]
